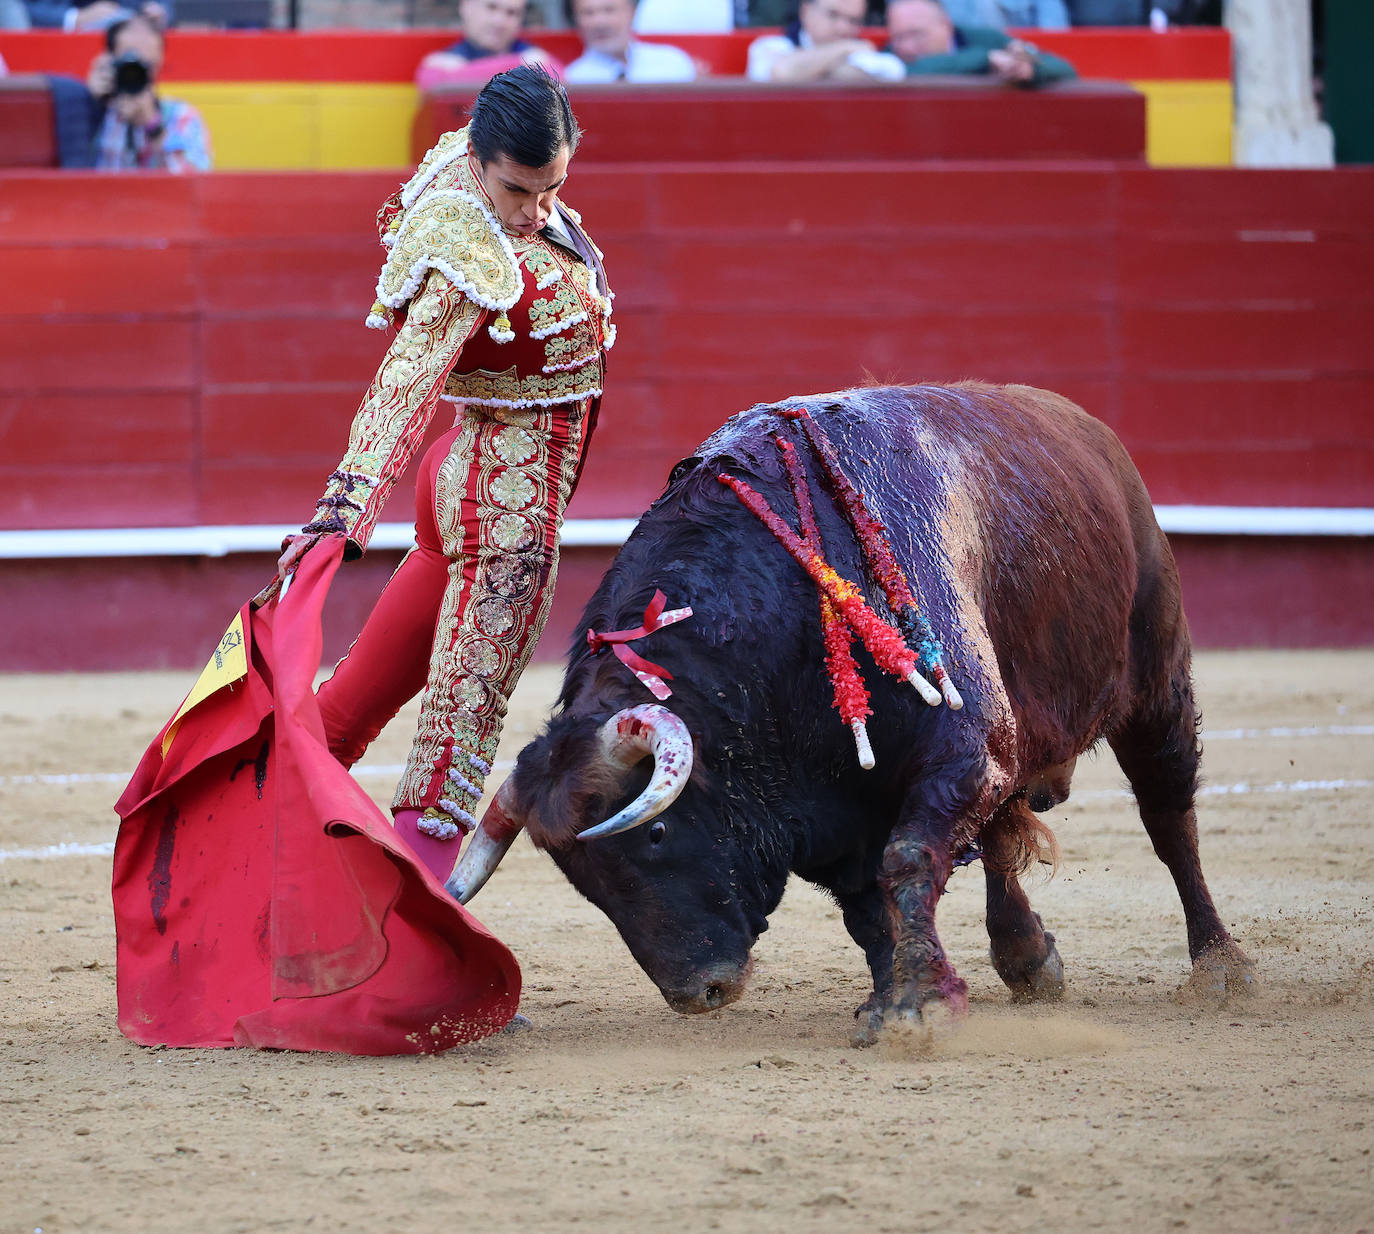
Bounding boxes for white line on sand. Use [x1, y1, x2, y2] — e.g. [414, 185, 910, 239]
[2, 776, 1370, 864]
[4, 724, 1371, 791]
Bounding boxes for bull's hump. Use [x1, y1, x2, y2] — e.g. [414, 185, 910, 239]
[700, 387, 958, 468]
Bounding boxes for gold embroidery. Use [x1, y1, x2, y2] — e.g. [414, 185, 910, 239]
[377, 193, 521, 312]
[317, 273, 482, 547]
[542, 323, 600, 374]
[395, 405, 584, 815]
[521, 246, 561, 287]
[443, 362, 602, 407]
[493, 427, 536, 465]
[490, 468, 536, 512]
[528, 278, 589, 337]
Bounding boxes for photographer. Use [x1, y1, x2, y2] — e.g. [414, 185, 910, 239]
[86, 13, 210, 171]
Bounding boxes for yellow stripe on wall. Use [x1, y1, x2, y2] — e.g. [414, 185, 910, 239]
[170, 82, 420, 170]
[169, 78, 1234, 171]
[1131, 79, 1233, 167]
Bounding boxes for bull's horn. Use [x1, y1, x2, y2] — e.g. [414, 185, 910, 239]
[577, 704, 693, 842]
[445, 778, 523, 905]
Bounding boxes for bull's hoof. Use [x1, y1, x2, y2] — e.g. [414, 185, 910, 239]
[879, 997, 966, 1054]
[1008, 930, 1066, 1005]
[851, 997, 889, 1048]
[991, 919, 1066, 1004]
[1177, 939, 1257, 1008]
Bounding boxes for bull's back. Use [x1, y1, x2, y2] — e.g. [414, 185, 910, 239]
[806, 384, 1163, 759]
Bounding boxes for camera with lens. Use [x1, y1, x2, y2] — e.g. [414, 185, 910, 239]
[111, 52, 152, 96]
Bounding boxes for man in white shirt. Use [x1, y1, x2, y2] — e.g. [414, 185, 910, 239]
[632, 0, 731, 31]
[565, 0, 697, 83]
[746, 0, 903, 82]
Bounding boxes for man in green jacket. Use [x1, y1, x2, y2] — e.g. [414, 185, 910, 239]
[887, 0, 1077, 85]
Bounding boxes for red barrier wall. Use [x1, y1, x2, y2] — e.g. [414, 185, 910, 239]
[0, 76, 57, 167]
[416, 81, 1145, 165]
[1, 161, 1371, 665]
[3, 164, 1371, 531]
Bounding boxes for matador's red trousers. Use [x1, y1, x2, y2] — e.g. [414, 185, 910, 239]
[316, 400, 592, 872]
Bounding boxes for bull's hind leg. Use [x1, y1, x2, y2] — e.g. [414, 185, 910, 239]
[983, 798, 1064, 1003]
[1109, 667, 1255, 1003]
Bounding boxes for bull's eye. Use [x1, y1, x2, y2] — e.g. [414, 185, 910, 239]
[648, 820, 668, 846]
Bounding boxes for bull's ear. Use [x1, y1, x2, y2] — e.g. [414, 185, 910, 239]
[519, 717, 626, 849]
[666, 455, 704, 488]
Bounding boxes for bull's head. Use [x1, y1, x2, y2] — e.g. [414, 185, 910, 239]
[446, 703, 771, 1015]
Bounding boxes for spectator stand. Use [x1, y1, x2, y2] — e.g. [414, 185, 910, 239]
[0, 26, 1231, 170]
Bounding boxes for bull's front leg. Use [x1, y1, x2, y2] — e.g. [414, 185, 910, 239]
[836, 885, 895, 1047]
[878, 814, 969, 1041]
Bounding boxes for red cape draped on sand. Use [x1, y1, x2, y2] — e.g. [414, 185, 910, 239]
[112, 540, 522, 1054]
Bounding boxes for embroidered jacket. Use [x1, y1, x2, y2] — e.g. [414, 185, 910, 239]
[308, 127, 614, 553]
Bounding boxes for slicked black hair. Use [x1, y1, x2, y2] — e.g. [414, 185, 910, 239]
[469, 64, 582, 169]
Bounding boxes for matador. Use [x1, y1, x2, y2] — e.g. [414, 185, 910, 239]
[279, 68, 613, 874]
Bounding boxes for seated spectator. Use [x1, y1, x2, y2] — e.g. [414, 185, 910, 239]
[887, 0, 1076, 85]
[24, 0, 167, 30]
[747, 0, 905, 83]
[86, 13, 211, 170]
[565, 0, 696, 82]
[416, 0, 563, 90]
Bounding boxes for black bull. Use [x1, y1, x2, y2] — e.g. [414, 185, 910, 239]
[450, 382, 1255, 1043]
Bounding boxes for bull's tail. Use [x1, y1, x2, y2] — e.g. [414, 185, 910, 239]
[983, 802, 1060, 878]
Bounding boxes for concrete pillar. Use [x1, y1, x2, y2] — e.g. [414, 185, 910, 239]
[1225, 0, 1334, 167]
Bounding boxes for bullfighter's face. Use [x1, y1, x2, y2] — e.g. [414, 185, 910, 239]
[477, 147, 571, 236]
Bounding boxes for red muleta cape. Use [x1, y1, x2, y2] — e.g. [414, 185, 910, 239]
[112, 539, 521, 1053]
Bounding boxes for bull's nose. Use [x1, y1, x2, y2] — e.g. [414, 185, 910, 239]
[661, 959, 752, 1015]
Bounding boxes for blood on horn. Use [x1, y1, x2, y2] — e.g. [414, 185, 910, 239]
[577, 704, 693, 842]
[445, 778, 523, 905]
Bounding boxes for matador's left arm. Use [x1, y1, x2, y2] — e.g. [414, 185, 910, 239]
[305, 270, 484, 557]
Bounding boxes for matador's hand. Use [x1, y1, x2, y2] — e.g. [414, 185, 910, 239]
[277, 533, 322, 582]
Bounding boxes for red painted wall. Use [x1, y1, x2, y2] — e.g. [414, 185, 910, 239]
[2, 532, 1371, 676]
[2, 164, 1371, 533]
[417, 82, 1146, 165]
[0, 160, 1371, 664]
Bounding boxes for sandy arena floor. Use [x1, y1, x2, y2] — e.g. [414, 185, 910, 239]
[1, 651, 1372, 1233]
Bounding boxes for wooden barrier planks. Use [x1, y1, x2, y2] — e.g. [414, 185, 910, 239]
[1, 163, 1370, 541]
